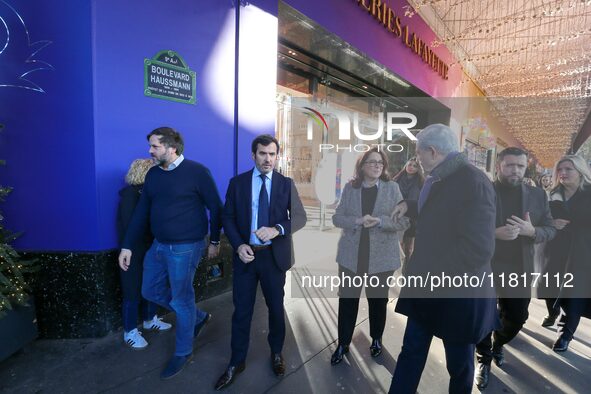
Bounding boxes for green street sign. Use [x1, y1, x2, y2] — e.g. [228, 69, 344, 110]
[144, 50, 196, 105]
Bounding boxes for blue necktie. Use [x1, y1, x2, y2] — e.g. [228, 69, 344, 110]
[258, 174, 270, 228]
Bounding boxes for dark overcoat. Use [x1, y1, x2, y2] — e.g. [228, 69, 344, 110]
[395, 154, 500, 344]
[545, 187, 591, 316]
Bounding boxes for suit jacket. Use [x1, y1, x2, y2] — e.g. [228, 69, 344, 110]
[492, 182, 556, 277]
[333, 180, 409, 275]
[395, 153, 500, 344]
[222, 169, 307, 272]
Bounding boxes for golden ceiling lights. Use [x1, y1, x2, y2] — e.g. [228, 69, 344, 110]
[408, 0, 591, 165]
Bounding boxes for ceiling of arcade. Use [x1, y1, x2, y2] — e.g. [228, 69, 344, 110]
[409, 0, 591, 166]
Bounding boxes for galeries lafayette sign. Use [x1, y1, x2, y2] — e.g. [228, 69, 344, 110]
[355, 0, 450, 80]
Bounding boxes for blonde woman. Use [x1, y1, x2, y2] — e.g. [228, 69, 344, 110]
[542, 155, 591, 352]
[116, 159, 171, 349]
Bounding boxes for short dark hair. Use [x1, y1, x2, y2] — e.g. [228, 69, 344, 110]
[497, 147, 528, 162]
[147, 127, 184, 155]
[251, 134, 279, 154]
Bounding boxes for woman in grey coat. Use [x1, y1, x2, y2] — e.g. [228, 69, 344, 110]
[330, 148, 409, 365]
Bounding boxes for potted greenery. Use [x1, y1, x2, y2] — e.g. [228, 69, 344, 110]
[0, 123, 38, 362]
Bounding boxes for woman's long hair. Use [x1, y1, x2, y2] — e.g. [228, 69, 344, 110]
[125, 158, 155, 186]
[550, 155, 591, 195]
[393, 157, 425, 184]
[351, 148, 391, 188]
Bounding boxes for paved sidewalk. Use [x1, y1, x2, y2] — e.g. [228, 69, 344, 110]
[1, 229, 590, 393]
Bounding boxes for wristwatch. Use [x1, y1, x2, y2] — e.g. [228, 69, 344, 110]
[274, 224, 283, 235]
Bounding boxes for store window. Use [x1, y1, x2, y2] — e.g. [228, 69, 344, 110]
[276, 3, 450, 227]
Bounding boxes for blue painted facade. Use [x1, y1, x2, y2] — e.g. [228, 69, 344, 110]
[0, 0, 97, 251]
[1, 1, 244, 252]
[1, 0, 281, 338]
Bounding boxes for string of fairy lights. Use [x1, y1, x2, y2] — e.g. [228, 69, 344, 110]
[432, 1, 591, 47]
[450, 30, 591, 64]
[0, 260, 29, 315]
[408, 0, 591, 166]
[480, 65, 591, 89]
[488, 97, 589, 166]
[471, 52, 591, 81]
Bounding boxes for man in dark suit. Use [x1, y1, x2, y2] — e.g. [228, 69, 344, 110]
[474, 147, 556, 390]
[214, 134, 307, 390]
[390, 124, 499, 394]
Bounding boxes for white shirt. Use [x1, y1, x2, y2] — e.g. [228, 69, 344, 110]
[162, 154, 184, 171]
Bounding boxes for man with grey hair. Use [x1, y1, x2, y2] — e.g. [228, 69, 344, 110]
[389, 124, 499, 393]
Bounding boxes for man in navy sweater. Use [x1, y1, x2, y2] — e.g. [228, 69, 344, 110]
[119, 127, 222, 379]
[214, 134, 307, 390]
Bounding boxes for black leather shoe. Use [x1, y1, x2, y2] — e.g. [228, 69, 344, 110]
[370, 338, 383, 358]
[492, 345, 504, 367]
[330, 344, 349, 365]
[475, 362, 490, 391]
[194, 313, 212, 338]
[542, 314, 558, 327]
[552, 337, 571, 352]
[214, 363, 245, 391]
[271, 353, 285, 376]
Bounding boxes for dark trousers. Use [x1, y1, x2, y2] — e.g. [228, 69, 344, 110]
[545, 298, 560, 317]
[230, 248, 286, 365]
[390, 318, 475, 394]
[558, 298, 589, 340]
[338, 297, 388, 345]
[401, 236, 415, 266]
[121, 300, 157, 332]
[119, 245, 158, 332]
[337, 267, 390, 345]
[476, 297, 530, 364]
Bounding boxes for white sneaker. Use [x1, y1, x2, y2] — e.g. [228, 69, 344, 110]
[124, 328, 148, 350]
[143, 315, 172, 332]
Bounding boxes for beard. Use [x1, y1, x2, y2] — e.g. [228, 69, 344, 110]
[151, 154, 168, 167]
[500, 175, 522, 187]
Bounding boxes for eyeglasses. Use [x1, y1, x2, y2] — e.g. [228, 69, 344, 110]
[364, 160, 385, 167]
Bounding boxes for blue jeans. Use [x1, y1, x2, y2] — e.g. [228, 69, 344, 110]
[142, 239, 207, 356]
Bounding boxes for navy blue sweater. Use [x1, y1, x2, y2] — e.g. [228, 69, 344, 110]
[122, 159, 222, 248]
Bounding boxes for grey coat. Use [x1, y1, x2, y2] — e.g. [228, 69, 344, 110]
[333, 180, 409, 275]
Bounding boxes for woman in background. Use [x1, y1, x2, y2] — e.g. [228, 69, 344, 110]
[533, 171, 553, 292]
[542, 155, 591, 352]
[117, 158, 171, 349]
[537, 172, 552, 194]
[392, 157, 424, 266]
[523, 177, 537, 187]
